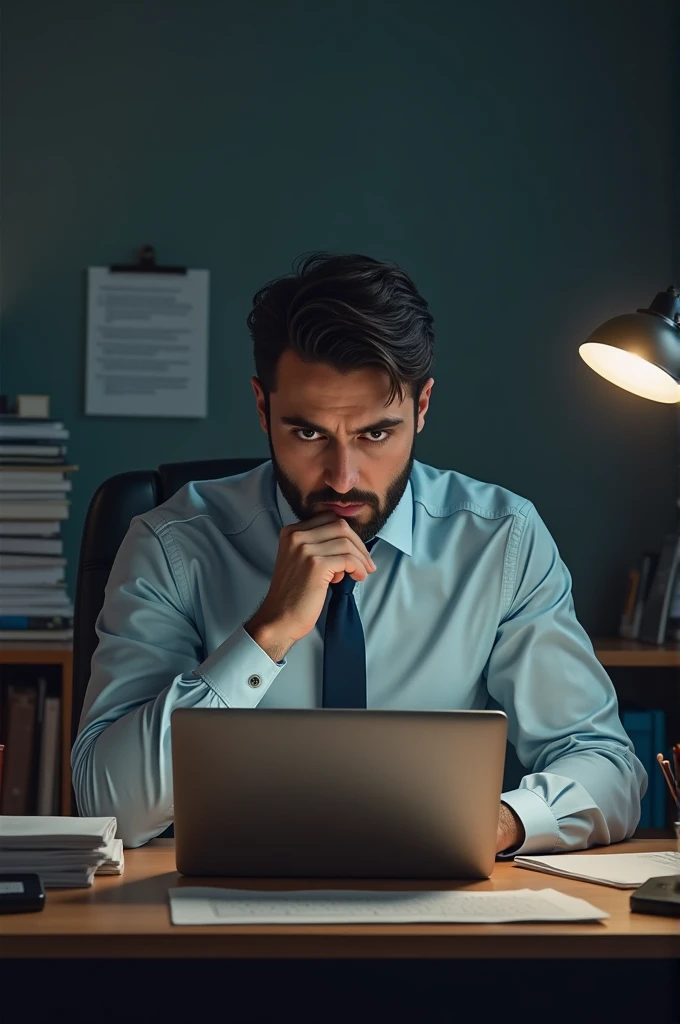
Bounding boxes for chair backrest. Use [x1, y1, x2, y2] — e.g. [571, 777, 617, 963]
[71, 457, 266, 751]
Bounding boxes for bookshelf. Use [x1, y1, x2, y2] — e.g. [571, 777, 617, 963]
[0, 640, 72, 815]
[591, 637, 680, 669]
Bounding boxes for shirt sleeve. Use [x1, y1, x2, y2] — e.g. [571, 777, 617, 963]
[71, 516, 287, 849]
[485, 502, 648, 858]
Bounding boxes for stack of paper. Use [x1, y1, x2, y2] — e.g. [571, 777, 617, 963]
[0, 816, 124, 887]
[169, 886, 609, 925]
[513, 851, 680, 889]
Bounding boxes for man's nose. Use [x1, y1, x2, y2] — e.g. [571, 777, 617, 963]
[323, 448, 360, 496]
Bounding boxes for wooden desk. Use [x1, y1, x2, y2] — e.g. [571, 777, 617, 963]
[2, 838, 678, 961]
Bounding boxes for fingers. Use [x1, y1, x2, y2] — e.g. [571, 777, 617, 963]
[302, 538, 375, 577]
[320, 553, 371, 583]
[286, 515, 376, 572]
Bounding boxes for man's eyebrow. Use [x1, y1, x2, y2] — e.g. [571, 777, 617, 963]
[280, 415, 405, 436]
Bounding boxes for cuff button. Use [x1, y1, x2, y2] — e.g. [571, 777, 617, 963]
[248, 674, 262, 688]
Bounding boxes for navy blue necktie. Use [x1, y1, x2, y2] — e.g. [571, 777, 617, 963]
[322, 539, 376, 708]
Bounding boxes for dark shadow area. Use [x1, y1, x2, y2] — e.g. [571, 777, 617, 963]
[1, 958, 677, 1023]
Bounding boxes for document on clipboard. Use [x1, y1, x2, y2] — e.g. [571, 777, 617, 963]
[85, 248, 209, 419]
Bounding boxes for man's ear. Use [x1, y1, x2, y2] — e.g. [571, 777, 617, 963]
[416, 377, 434, 433]
[251, 376, 269, 434]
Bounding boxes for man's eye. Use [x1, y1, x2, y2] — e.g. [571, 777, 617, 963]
[293, 429, 391, 444]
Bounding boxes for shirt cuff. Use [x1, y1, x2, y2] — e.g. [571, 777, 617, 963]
[195, 625, 287, 708]
[497, 786, 560, 858]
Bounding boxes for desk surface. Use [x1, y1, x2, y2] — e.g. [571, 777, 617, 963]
[1, 839, 678, 960]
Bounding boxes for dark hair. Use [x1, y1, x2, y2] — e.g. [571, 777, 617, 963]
[247, 252, 434, 408]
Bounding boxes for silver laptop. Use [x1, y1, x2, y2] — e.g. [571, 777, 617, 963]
[171, 708, 508, 879]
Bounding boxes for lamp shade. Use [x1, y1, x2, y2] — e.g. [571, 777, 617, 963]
[579, 287, 680, 404]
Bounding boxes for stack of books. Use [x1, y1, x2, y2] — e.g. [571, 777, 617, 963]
[0, 414, 77, 641]
[0, 816, 124, 887]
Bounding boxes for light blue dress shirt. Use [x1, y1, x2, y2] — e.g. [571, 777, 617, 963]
[72, 459, 646, 850]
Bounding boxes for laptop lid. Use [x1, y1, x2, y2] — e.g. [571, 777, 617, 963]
[171, 708, 507, 879]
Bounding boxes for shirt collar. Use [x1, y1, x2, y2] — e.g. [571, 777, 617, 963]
[274, 475, 413, 557]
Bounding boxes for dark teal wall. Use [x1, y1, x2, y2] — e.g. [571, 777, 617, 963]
[2, 0, 677, 634]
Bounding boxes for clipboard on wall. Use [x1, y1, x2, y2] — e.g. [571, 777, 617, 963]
[109, 244, 187, 275]
[85, 245, 209, 419]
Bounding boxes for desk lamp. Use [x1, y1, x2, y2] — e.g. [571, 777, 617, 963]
[579, 285, 680, 645]
[579, 285, 680, 404]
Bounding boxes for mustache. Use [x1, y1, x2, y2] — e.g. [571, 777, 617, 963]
[309, 494, 377, 506]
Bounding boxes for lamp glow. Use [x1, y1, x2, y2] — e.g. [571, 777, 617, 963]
[579, 342, 680, 404]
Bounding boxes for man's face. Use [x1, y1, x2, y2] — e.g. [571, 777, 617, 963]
[252, 350, 434, 542]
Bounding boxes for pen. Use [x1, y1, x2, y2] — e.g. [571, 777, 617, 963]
[655, 752, 678, 803]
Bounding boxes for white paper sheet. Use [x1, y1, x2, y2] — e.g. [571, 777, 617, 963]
[168, 887, 608, 925]
[85, 267, 209, 418]
[514, 851, 680, 889]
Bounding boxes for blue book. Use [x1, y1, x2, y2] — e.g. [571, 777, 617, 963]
[0, 614, 72, 629]
[622, 711, 652, 828]
[650, 710, 666, 828]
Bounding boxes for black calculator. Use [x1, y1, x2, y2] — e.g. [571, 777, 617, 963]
[0, 873, 46, 914]
[629, 874, 680, 917]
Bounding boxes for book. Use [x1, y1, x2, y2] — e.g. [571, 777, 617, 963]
[0, 607, 73, 618]
[622, 709, 667, 828]
[650, 711, 666, 828]
[0, 456, 67, 466]
[666, 571, 680, 640]
[623, 711, 651, 828]
[0, 557, 67, 573]
[0, 479, 72, 491]
[0, 426, 69, 441]
[0, 566, 65, 586]
[0, 585, 71, 603]
[0, 444, 67, 456]
[0, 628, 73, 641]
[638, 533, 680, 644]
[618, 566, 640, 639]
[0, 415, 65, 423]
[0, 684, 38, 814]
[0, 468, 75, 475]
[0, 500, 69, 519]
[0, 555, 67, 568]
[31, 676, 48, 813]
[0, 536, 63, 555]
[0, 491, 71, 501]
[0, 615, 73, 630]
[0, 520, 61, 536]
[630, 552, 659, 639]
[36, 696, 61, 815]
[0, 420, 69, 441]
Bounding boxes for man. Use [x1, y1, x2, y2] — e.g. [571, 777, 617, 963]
[72, 251, 646, 851]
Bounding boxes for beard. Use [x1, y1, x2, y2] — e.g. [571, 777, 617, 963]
[266, 420, 416, 544]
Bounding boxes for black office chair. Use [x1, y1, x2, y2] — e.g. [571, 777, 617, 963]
[70, 457, 267, 814]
